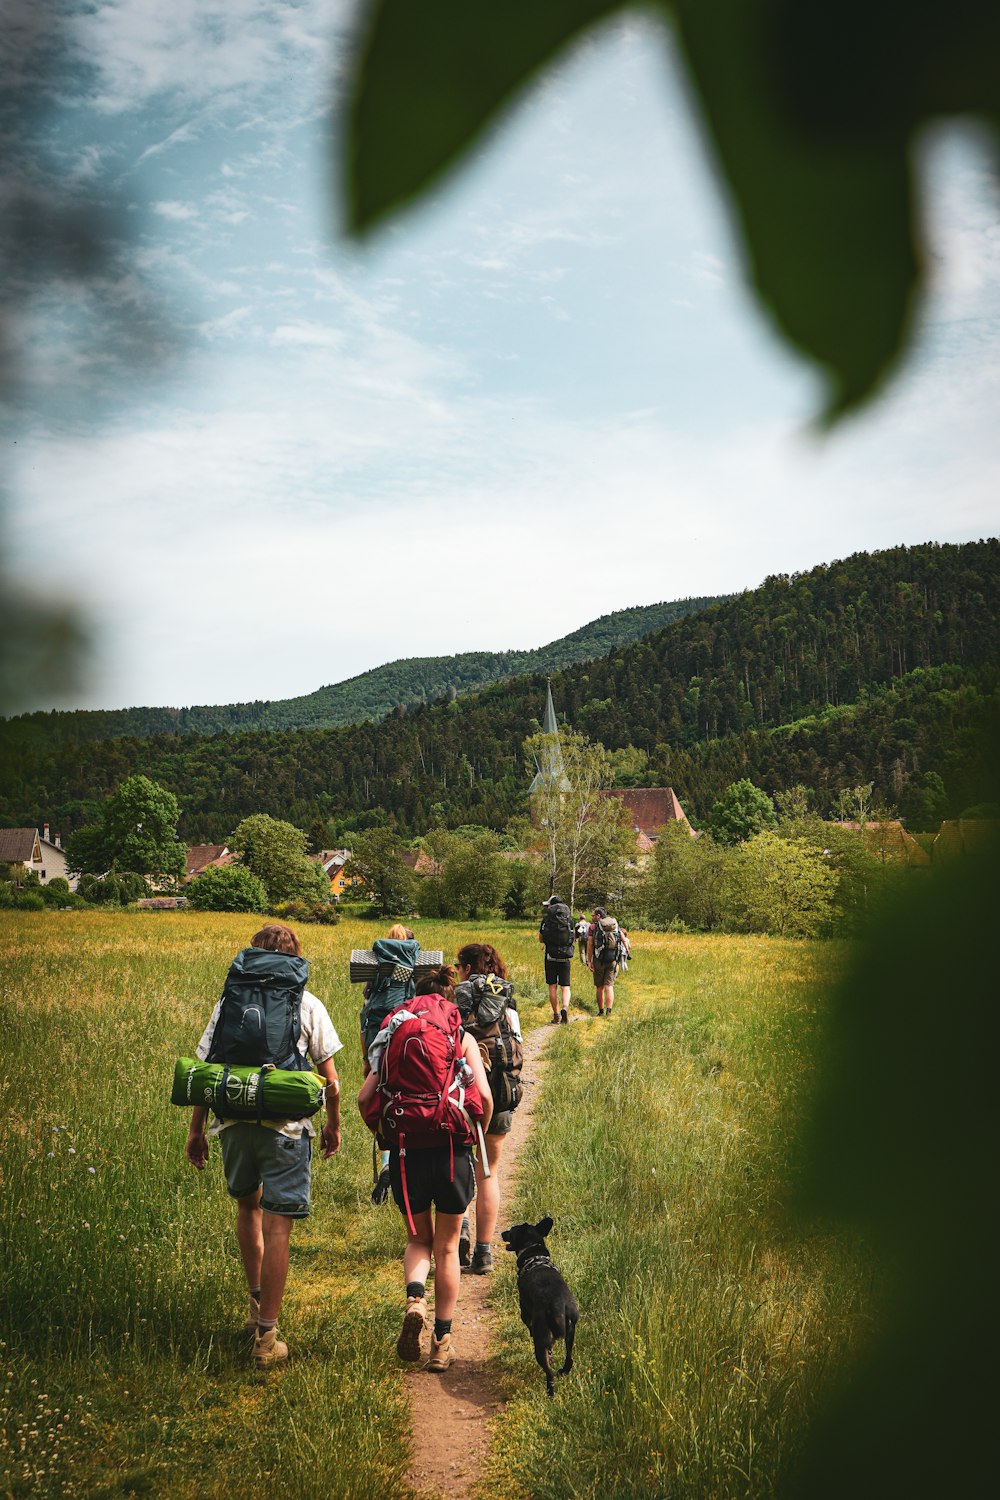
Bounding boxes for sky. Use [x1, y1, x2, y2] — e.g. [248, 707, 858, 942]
[3, 0, 999, 713]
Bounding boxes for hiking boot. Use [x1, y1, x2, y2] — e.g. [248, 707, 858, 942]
[425, 1332, 455, 1372]
[560, 1007, 568, 1025]
[371, 1167, 391, 1206]
[242, 1292, 261, 1335]
[469, 1245, 493, 1275]
[396, 1296, 428, 1362]
[550, 1013, 560, 1025]
[458, 1215, 472, 1268]
[253, 1326, 288, 1369]
[597, 1006, 605, 1016]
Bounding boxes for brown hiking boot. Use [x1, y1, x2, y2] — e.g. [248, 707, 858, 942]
[253, 1326, 288, 1369]
[242, 1293, 261, 1335]
[424, 1332, 455, 1372]
[396, 1296, 428, 1362]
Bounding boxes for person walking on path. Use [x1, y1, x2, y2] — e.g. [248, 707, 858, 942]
[575, 915, 590, 963]
[539, 895, 576, 1023]
[185, 922, 342, 1368]
[360, 924, 417, 1205]
[358, 975, 492, 1374]
[587, 906, 623, 1016]
[454, 942, 522, 1276]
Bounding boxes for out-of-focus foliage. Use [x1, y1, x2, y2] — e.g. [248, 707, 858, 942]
[785, 849, 999, 1497]
[345, 1, 1000, 417]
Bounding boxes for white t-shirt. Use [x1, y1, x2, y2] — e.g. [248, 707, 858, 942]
[196, 989, 342, 1139]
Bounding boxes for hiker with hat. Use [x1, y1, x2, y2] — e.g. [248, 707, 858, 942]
[538, 894, 575, 1024]
[587, 906, 624, 1016]
[185, 923, 342, 1368]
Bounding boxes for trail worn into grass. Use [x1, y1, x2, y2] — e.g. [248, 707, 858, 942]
[403, 1019, 555, 1499]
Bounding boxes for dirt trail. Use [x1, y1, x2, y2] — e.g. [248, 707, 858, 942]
[402, 1020, 555, 1499]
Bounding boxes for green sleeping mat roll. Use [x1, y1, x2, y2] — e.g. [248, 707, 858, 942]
[171, 1057, 324, 1120]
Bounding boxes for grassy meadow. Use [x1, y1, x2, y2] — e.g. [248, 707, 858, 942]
[0, 911, 873, 1499]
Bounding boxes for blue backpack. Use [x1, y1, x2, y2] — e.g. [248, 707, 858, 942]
[207, 948, 309, 1071]
[360, 937, 419, 1052]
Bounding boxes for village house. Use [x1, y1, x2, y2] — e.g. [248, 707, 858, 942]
[599, 787, 694, 850]
[401, 848, 441, 878]
[0, 825, 77, 889]
[932, 818, 1000, 863]
[184, 844, 236, 881]
[317, 849, 365, 899]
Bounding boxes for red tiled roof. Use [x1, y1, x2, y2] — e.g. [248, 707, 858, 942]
[600, 788, 691, 837]
[185, 844, 234, 877]
[0, 828, 39, 863]
[402, 849, 440, 875]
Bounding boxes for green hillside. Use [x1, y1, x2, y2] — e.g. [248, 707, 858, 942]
[3, 595, 722, 746]
[2, 540, 997, 841]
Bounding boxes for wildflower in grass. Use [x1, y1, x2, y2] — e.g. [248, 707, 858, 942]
[68, 1148, 75, 1155]
[88, 1167, 95, 1174]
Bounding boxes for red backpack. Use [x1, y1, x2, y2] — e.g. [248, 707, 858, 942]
[362, 994, 484, 1231]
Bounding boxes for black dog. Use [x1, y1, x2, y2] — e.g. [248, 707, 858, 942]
[501, 1216, 578, 1397]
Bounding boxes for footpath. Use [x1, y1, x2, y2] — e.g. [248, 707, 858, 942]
[402, 1022, 553, 1499]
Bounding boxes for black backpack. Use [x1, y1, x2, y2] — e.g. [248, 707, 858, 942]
[360, 937, 419, 1051]
[207, 948, 309, 1072]
[456, 975, 524, 1114]
[541, 902, 575, 958]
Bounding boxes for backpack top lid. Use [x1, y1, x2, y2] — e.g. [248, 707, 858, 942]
[371, 937, 420, 971]
[226, 946, 309, 989]
[456, 973, 513, 1030]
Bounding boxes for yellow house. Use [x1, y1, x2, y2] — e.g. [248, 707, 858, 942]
[318, 849, 364, 899]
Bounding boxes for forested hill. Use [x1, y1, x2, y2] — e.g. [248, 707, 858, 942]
[3, 596, 722, 747]
[2, 540, 997, 841]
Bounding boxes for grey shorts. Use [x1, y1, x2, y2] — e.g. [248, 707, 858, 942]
[219, 1124, 312, 1218]
[487, 1110, 513, 1137]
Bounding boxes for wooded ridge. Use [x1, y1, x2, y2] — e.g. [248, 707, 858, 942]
[1, 540, 996, 841]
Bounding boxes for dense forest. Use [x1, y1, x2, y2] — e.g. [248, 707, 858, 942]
[2, 596, 722, 745]
[2, 540, 997, 841]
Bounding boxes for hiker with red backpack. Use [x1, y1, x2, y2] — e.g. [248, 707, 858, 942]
[358, 967, 492, 1373]
[454, 942, 523, 1276]
[185, 923, 342, 1369]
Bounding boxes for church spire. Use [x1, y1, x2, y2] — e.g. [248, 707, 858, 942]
[529, 680, 571, 794]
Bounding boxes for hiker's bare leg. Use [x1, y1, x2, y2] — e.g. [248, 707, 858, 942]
[604, 980, 615, 1014]
[403, 1208, 434, 1288]
[473, 1133, 504, 1246]
[547, 983, 560, 1019]
[259, 1210, 293, 1322]
[562, 983, 572, 1013]
[431, 1210, 464, 1321]
[235, 1189, 264, 1290]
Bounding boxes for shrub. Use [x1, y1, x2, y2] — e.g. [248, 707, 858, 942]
[187, 864, 268, 913]
[270, 900, 340, 925]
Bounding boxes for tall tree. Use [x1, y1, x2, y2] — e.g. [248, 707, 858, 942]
[65, 775, 185, 881]
[230, 814, 329, 904]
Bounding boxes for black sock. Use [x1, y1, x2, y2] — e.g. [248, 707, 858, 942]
[434, 1318, 452, 1340]
[250, 1286, 261, 1301]
[406, 1281, 425, 1300]
[257, 1318, 276, 1334]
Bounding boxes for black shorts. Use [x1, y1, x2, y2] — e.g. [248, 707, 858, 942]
[487, 1110, 513, 1137]
[389, 1143, 475, 1217]
[544, 957, 572, 987]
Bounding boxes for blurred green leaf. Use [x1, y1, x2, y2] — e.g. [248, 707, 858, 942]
[674, 0, 920, 417]
[344, 0, 625, 232]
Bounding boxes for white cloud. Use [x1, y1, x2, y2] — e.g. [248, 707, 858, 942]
[152, 199, 199, 221]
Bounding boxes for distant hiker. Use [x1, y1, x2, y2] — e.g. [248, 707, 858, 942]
[360, 925, 417, 1206]
[587, 907, 623, 1016]
[575, 916, 590, 962]
[454, 942, 523, 1275]
[185, 923, 342, 1368]
[539, 895, 576, 1023]
[358, 977, 492, 1373]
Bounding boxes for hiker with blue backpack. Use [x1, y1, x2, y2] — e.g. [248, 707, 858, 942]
[184, 923, 342, 1368]
[358, 965, 492, 1373]
[359, 925, 418, 1205]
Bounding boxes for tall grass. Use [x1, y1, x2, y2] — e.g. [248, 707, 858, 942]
[2, 913, 870, 1498]
[488, 934, 875, 1499]
[0, 911, 551, 1499]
